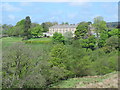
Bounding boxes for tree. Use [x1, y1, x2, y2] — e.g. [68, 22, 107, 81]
[61, 22, 65, 25]
[52, 32, 65, 43]
[23, 16, 31, 40]
[93, 16, 108, 37]
[61, 22, 69, 25]
[108, 28, 119, 37]
[49, 44, 68, 68]
[31, 23, 39, 28]
[49, 44, 70, 81]
[30, 24, 43, 38]
[13, 19, 25, 37]
[75, 22, 89, 39]
[98, 32, 108, 48]
[45, 22, 58, 26]
[66, 44, 92, 77]
[41, 23, 49, 32]
[65, 22, 69, 25]
[3, 19, 25, 37]
[63, 31, 73, 44]
[52, 22, 58, 25]
[41, 22, 58, 32]
[2, 43, 47, 88]
[2, 43, 33, 88]
[5, 26, 14, 36]
[106, 36, 119, 50]
[80, 35, 96, 51]
[92, 50, 118, 75]
[2, 24, 13, 36]
[88, 21, 92, 25]
[93, 16, 108, 49]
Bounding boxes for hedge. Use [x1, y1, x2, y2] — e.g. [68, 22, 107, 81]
[24, 40, 52, 44]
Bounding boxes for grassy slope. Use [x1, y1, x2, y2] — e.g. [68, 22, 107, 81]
[50, 71, 118, 88]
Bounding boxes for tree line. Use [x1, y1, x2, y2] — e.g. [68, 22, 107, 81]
[1, 16, 58, 39]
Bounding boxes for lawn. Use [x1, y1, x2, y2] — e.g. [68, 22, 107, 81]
[1, 37, 53, 61]
[2, 37, 23, 48]
[2, 37, 52, 48]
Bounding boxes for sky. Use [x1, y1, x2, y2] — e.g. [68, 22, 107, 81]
[1, 2, 118, 25]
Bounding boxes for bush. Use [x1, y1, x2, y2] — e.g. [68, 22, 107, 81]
[66, 45, 93, 77]
[24, 40, 51, 44]
[48, 44, 71, 82]
[52, 32, 65, 43]
[49, 43, 68, 68]
[106, 36, 119, 50]
[63, 31, 73, 45]
[48, 66, 70, 83]
[92, 50, 118, 75]
[23, 72, 46, 88]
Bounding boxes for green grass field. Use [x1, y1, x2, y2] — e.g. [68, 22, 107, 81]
[2, 37, 23, 48]
[2, 37, 52, 49]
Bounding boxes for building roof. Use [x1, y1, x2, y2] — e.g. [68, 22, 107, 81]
[49, 25, 78, 29]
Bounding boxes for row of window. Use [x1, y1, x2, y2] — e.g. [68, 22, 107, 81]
[50, 29, 75, 32]
[50, 28, 75, 31]
[51, 27, 75, 30]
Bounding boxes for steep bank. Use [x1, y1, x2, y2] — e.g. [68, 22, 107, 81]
[51, 71, 118, 88]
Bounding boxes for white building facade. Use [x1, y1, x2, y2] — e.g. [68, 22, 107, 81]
[43, 24, 95, 37]
[48, 25, 78, 36]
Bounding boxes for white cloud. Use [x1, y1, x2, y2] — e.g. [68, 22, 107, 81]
[2, 3, 22, 12]
[8, 15, 15, 20]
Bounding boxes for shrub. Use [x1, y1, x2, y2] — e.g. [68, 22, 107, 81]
[49, 43, 68, 68]
[48, 44, 71, 82]
[52, 32, 65, 43]
[23, 72, 46, 88]
[48, 66, 70, 83]
[24, 40, 51, 44]
[63, 31, 73, 45]
[92, 50, 118, 75]
[66, 46, 93, 77]
[106, 36, 119, 50]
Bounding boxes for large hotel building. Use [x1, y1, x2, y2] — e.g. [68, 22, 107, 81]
[43, 24, 95, 37]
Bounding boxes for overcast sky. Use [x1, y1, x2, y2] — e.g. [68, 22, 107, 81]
[1, 2, 118, 25]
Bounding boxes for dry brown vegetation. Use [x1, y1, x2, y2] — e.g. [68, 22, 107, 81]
[76, 72, 118, 88]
